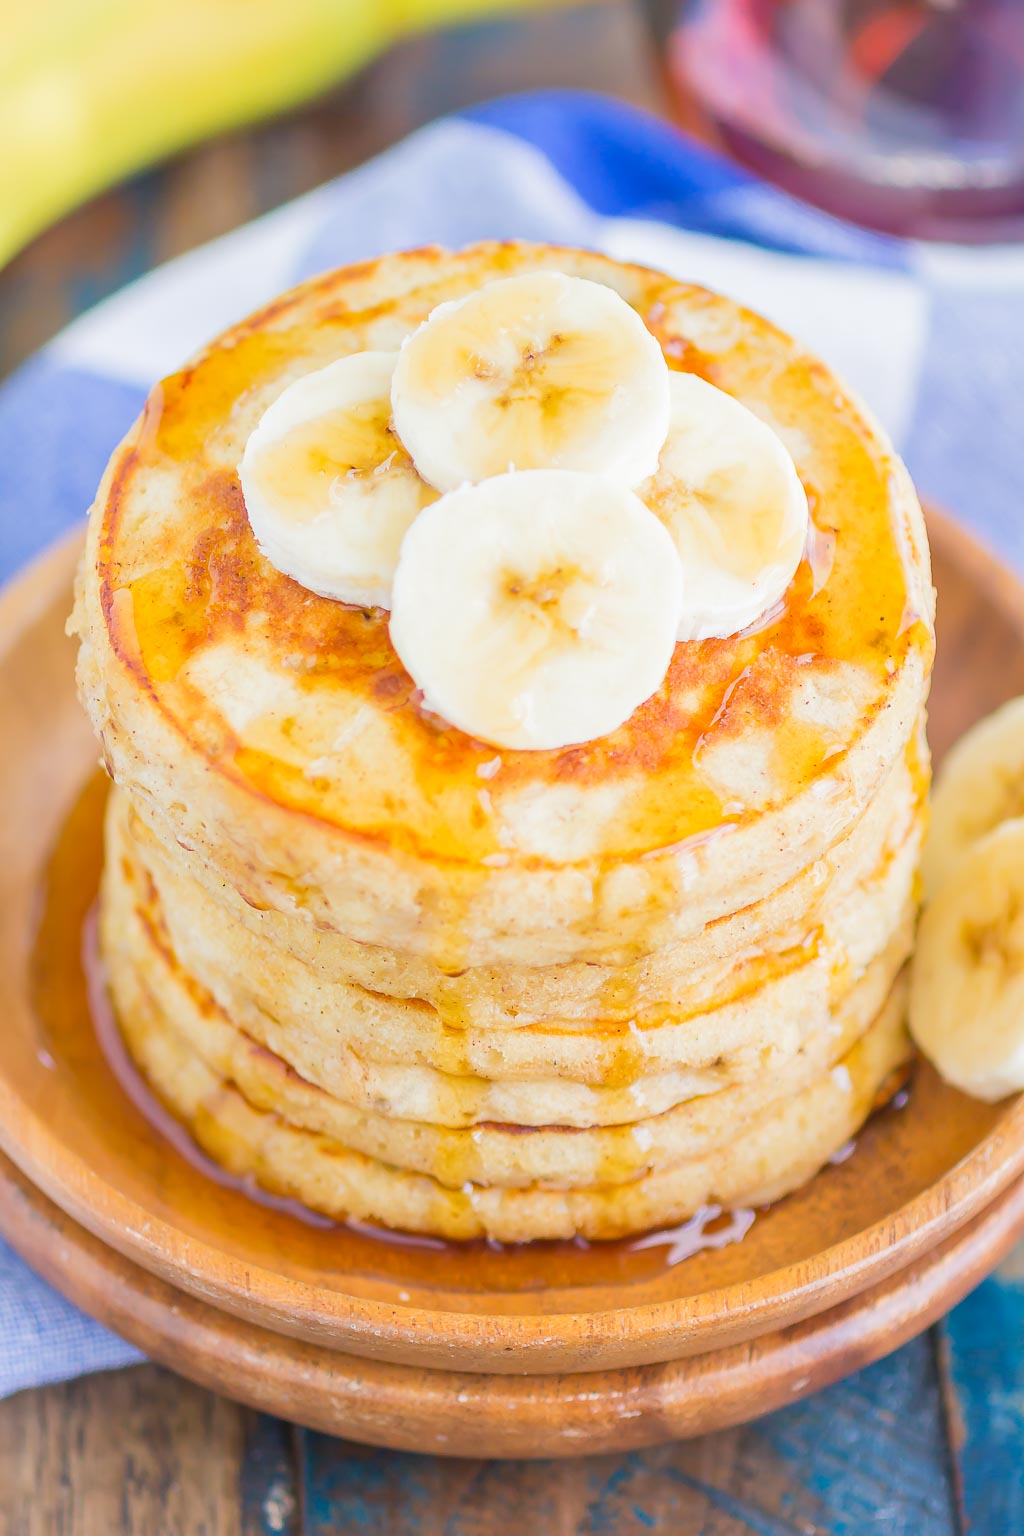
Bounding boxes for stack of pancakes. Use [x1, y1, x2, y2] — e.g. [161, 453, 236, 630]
[72, 243, 935, 1242]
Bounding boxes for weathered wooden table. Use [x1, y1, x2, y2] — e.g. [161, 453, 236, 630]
[1, 4, 1021, 1530]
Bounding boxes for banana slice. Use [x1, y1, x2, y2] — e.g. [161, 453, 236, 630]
[924, 696, 1024, 900]
[641, 373, 809, 641]
[389, 470, 684, 752]
[238, 351, 435, 608]
[910, 817, 1024, 1101]
[390, 272, 670, 493]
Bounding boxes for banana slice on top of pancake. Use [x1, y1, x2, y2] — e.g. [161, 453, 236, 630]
[389, 469, 684, 752]
[389, 271, 672, 492]
[642, 372, 809, 642]
[238, 350, 435, 609]
[240, 275, 808, 656]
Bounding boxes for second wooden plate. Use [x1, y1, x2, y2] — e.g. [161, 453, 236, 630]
[3, 1147, 1022, 1457]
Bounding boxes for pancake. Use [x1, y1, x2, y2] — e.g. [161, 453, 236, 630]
[72, 241, 934, 969]
[101, 836, 914, 1188]
[109, 951, 912, 1240]
[124, 720, 928, 1032]
[74, 240, 934, 1242]
[106, 779, 922, 1105]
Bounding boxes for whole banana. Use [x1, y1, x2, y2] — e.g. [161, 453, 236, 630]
[0, 0, 552, 269]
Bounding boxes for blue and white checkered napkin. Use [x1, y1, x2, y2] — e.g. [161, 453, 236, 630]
[2, 89, 1022, 1398]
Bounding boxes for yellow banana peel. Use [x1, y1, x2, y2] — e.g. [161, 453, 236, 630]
[0, 0, 558, 270]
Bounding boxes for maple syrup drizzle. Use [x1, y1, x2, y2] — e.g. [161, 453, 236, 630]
[88, 913, 763, 1265]
[106, 266, 927, 898]
[59, 779, 760, 1279]
[46, 266, 937, 1295]
[805, 513, 838, 597]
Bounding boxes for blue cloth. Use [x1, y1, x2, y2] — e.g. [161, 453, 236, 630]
[1, 88, 1020, 1397]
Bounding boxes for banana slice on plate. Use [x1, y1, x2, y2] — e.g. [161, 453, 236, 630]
[910, 817, 1024, 1101]
[642, 373, 809, 641]
[390, 272, 671, 493]
[389, 470, 684, 752]
[923, 695, 1024, 899]
[239, 351, 435, 608]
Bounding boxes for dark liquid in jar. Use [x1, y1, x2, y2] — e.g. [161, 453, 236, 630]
[653, 0, 1024, 240]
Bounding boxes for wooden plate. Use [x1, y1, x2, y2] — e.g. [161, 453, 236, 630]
[2, 510, 1024, 1377]
[3, 1145, 1022, 1457]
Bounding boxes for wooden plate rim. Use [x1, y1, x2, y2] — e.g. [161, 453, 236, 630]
[2, 1145, 1023, 1457]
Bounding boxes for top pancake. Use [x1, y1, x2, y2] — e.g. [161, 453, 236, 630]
[73, 242, 934, 966]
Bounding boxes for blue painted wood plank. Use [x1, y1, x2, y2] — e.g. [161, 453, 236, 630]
[240, 1414, 300, 1536]
[748, 1331, 957, 1536]
[296, 1334, 956, 1535]
[938, 1238, 1024, 1536]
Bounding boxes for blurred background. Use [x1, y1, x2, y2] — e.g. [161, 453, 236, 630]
[4, 0, 1024, 378]
[3, 7, 1024, 1533]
